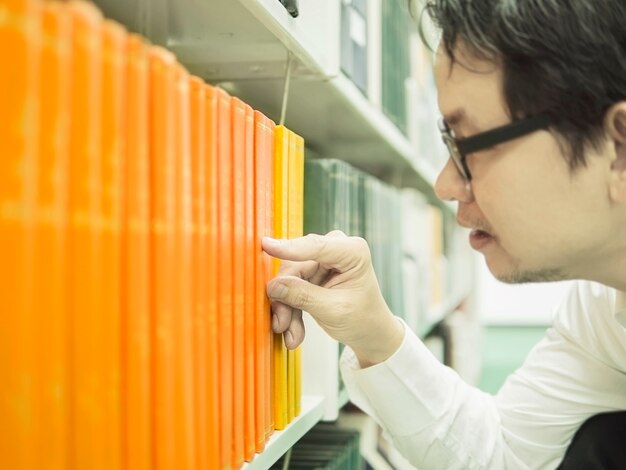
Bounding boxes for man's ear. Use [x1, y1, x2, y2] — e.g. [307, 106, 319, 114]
[604, 102, 626, 203]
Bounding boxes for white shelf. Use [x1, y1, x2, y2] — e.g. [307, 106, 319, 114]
[243, 395, 326, 470]
[93, 0, 453, 213]
[96, 0, 339, 80]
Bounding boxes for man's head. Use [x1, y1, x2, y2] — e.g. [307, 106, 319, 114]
[422, 0, 626, 289]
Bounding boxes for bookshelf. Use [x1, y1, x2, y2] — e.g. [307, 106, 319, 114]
[84, 0, 476, 467]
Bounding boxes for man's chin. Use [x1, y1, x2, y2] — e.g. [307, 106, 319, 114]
[492, 267, 566, 284]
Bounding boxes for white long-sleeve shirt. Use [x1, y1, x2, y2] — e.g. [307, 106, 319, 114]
[340, 281, 626, 469]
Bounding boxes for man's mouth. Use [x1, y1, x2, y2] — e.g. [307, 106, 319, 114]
[469, 229, 494, 250]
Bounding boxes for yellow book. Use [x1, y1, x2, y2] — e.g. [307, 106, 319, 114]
[292, 133, 305, 417]
[286, 130, 297, 423]
[272, 126, 290, 430]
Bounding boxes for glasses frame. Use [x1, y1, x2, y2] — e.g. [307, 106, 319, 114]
[438, 113, 552, 181]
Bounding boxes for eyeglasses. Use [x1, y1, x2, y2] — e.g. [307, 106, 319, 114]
[438, 113, 552, 181]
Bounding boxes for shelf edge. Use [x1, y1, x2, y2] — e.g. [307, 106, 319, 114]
[243, 395, 326, 470]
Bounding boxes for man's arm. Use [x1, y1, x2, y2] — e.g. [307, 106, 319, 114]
[341, 281, 626, 469]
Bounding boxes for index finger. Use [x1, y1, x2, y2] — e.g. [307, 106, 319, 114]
[262, 233, 369, 273]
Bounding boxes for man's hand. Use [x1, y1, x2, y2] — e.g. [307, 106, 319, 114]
[263, 231, 405, 368]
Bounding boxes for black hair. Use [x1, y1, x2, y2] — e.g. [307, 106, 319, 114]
[419, 0, 626, 169]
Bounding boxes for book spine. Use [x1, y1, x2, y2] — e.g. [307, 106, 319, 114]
[272, 126, 290, 430]
[204, 84, 221, 469]
[293, 133, 305, 417]
[66, 3, 105, 468]
[243, 103, 256, 462]
[189, 75, 208, 470]
[173, 64, 195, 470]
[215, 86, 234, 470]
[253, 111, 275, 452]
[231, 96, 246, 469]
[286, 130, 297, 423]
[0, 1, 40, 468]
[148, 45, 177, 470]
[122, 33, 152, 470]
[36, 4, 69, 469]
[100, 19, 126, 470]
[264, 116, 276, 440]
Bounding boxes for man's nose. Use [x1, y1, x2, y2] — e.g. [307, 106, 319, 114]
[434, 158, 474, 203]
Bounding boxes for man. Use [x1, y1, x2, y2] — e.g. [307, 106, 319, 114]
[263, 0, 626, 468]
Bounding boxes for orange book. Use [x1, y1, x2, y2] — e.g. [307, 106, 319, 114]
[272, 125, 290, 430]
[215, 86, 234, 470]
[231, 96, 247, 468]
[148, 45, 178, 470]
[100, 19, 126, 470]
[264, 120, 276, 441]
[286, 130, 297, 423]
[243, 103, 256, 462]
[189, 75, 208, 470]
[173, 64, 195, 470]
[174, 65, 195, 470]
[121, 33, 152, 470]
[292, 133, 305, 417]
[204, 84, 220, 469]
[66, 3, 106, 469]
[253, 111, 275, 451]
[35, 4, 70, 470]
[0, 1, 40, 469]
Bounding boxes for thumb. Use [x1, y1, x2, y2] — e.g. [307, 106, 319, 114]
[266, 275, 338, 320]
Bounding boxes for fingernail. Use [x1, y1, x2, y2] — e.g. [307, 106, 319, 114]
[263, 236, 280, 246]
[272, 314, 279, 332]
[285, 330, 294, 348]
[273, 283, 289, 299]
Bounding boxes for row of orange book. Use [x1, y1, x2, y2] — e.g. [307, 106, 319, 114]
[0, 0, 303, 469]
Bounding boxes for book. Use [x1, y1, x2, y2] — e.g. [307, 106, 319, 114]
[100, 19, 126, 470]
[189, 75, 207, 470]
[243, 103, 256, 462]
[272, 125, 290, 430]
[147, 45, 178, 470]
[292, 133, 305, 417]
[66, 3, 106, 468]
[173, 63, 195, 470]
[122, 33, 152, 470]
[35, 4, 70, 469]
[286, 130, 298, 423]
[340, 0, 368, 94]
[0, 0, 40, 468]
[203, 84, 221, 469]
[215, 86, 234, 469]
[262, 114, 276, 442]
[231, 96, 247, 468]
[253, 110, 275, 451]
[381, 0, 411, 134]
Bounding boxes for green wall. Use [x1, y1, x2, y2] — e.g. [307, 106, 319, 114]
[478, 326, 547, 394]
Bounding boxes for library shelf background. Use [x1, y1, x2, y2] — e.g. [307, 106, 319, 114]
[0, 0, 480, 469]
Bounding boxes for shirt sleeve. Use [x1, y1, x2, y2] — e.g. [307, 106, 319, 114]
[340, 282, 626, 470]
